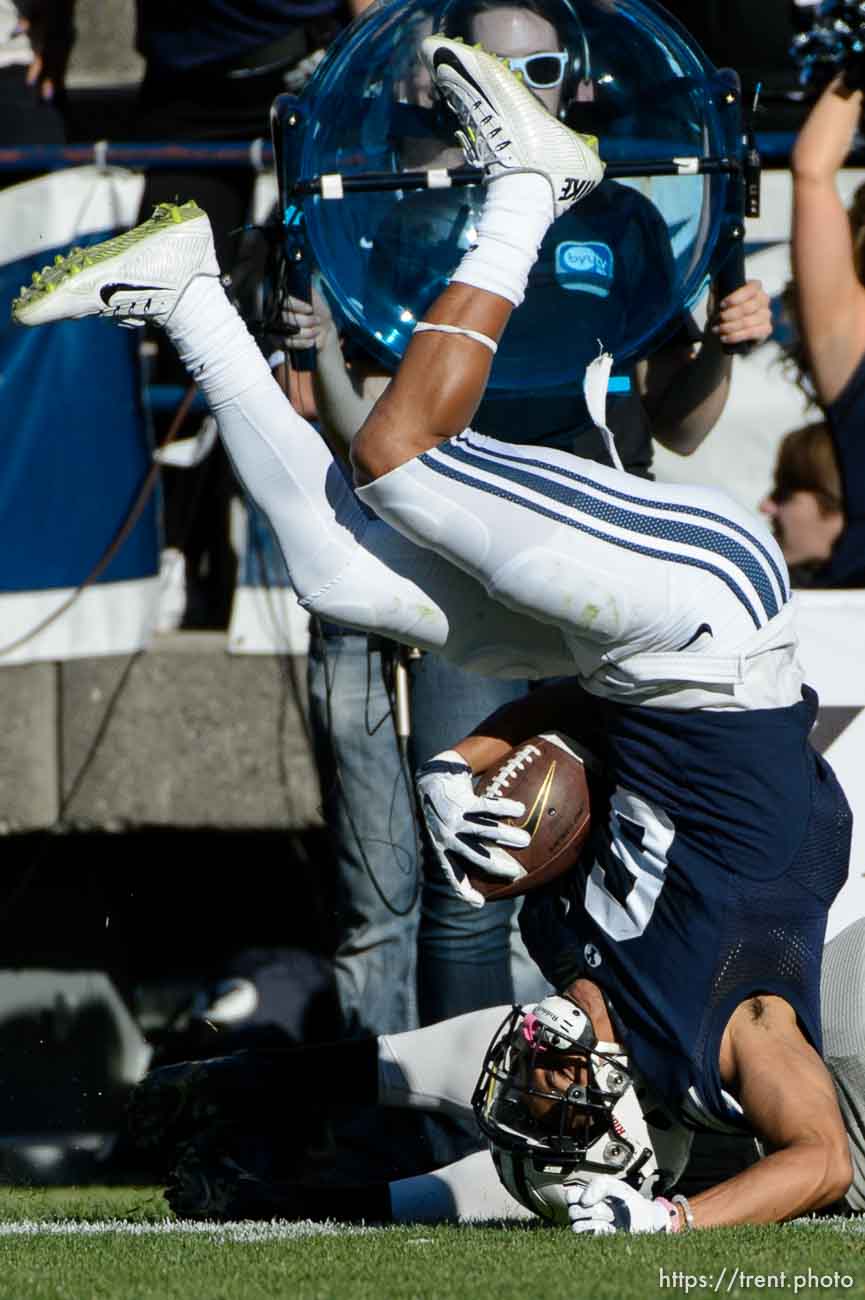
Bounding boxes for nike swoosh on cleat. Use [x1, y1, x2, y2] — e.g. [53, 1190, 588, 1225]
[432, 48, 498, 116]
[99, 282, 169, 305]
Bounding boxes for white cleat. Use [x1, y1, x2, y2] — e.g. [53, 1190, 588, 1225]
[11, 200, 220, 328]
[421, 35, 604, 218]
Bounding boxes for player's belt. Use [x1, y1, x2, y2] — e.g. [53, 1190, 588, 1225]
[610, 607, 799, 687]
[613, 652, 749, 686]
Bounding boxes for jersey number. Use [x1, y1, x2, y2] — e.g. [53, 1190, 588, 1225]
[584, 787, 675, 941]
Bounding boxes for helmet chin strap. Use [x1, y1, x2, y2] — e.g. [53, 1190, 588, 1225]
[594, 1038, 626, 1055]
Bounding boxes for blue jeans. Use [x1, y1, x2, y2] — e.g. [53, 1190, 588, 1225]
[309, 629, 547, 1035]
[408, 652, 529, 1025]
[308, 624, 420, 1037]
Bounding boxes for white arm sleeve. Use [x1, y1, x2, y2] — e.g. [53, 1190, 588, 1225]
[390, 1149, 536, 1224]
[212, 378, 574, 678]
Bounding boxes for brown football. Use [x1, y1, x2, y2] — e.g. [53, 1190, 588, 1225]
[468, 733, 592, 902]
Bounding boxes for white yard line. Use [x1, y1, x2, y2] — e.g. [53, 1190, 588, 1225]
[0, 1217, 860, 1240]
[0, 1219, 380, 1242]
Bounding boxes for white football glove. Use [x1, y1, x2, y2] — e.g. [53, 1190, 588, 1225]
[566, 1176, 676, 1236]
[416, 750, 530, 909]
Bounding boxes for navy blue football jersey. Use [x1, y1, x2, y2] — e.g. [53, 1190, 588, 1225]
[520, 686, 852, 1130]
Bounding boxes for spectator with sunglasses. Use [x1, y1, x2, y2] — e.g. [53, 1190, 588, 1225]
[762, 70, 865, 588]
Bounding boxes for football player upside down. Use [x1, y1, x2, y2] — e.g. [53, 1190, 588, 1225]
[12, 36, 852, 1230]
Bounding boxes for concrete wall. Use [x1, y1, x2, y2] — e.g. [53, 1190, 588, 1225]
[0, 635, 322, 833]
[67, 0, 143, 88]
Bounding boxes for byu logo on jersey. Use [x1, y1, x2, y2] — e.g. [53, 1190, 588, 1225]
[555, 241, 614, 298]
[584, 943, 602, 969]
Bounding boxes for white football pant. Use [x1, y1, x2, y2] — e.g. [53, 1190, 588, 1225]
[166, 279, 801, 711]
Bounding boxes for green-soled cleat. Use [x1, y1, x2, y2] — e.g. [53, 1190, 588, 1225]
[11, 200, 220, 328]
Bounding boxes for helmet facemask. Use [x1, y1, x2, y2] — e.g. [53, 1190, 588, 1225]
[473, 997, 687, 1225]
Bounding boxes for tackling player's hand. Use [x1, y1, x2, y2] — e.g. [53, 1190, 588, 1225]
[416, 750, 530, 908]
[710, 279, 772, 349]
[566, 1176, 677, 1235]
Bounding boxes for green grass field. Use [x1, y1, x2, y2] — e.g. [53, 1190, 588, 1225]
[0, 1188, 864, 1300]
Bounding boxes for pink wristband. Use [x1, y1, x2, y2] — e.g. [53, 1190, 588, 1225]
[655, 1196, 680, 1233]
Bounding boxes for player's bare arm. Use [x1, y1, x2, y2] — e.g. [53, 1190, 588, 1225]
[452, 679, 590, 775]
[687, 997, 853, 1226]
[351, 281, 513, 484]
[549, 990, 852, 1234]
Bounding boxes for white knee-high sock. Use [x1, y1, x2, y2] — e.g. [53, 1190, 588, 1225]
[166, 275, 274, 406]
[449, 172, 554, 307]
